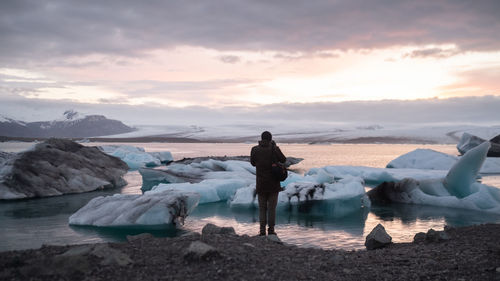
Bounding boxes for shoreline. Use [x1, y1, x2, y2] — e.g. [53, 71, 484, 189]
[1, 223, 499, 280]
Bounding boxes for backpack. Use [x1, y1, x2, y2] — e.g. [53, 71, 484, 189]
[271, 144, 288, 181]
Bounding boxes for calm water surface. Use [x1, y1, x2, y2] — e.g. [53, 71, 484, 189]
[1, 142, 499, 252]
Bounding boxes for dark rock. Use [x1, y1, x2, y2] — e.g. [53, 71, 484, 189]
[425, 229, 450, 242]
[184, 241, 220, 261]
[0, 138, 128, 199]
[425, 229, 439, 242]
[367, 179, 417, 205]
[180, 231, 202, 239]
[365, 224, 392, 250]
[202, 223, 236, 235]
[413, 232, 426, 243]
[267, 234, 282, 244]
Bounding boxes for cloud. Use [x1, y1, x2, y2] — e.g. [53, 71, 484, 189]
[218, 55, 241, 64]
[1, 95, 499, 126]
[1, 0, 499, 64]
[439, 65, 500, 96]
[404, 47, 461, 58]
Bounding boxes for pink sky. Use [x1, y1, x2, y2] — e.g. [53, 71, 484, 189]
[0, 0, 499, 123]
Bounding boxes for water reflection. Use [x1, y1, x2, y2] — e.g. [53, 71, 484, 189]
[370, 203, 500, 227]
[69, 224, 185, 242]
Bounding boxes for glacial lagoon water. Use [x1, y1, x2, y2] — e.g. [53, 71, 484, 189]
[1, 142, 500, 252]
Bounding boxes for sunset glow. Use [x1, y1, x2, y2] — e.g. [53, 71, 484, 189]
[0, 0, 499, 122]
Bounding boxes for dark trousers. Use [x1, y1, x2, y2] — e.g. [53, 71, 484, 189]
[258, 192, 279, 231]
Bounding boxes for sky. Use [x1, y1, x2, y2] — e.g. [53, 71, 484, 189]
[0, 0, 499, 126]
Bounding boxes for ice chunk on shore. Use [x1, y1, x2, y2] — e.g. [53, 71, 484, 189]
[386, 148, 500, 174]
[69, 190, 200, 227]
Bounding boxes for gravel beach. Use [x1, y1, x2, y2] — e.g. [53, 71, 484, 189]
[1, 223, 499, 281]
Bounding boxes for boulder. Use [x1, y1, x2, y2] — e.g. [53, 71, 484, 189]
[201, 223, 236, 235]
[425, 229, 450, 242]
[365, 224, 392, 250]
[183, 241, 219, 261]
[413, 232, 426, 243]
[0, 139, 128, 199]
[267, 234, 282, 244]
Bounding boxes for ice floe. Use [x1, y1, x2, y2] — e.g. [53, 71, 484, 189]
[229, 177, 369, 217]
[149, 179, 252, 204]
[457, 132, 500, 157]
[369, 142, 500, 214]
[386, 148, 500, 174]
[98, 145, 173, 170]
[306, 165, 447, 185]
[69, 190, 200, 227]
[139, 159, 256, 191]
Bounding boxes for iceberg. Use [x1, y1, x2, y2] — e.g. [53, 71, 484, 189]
[150, 178, 252, 204]
[140, 159, 256, 192]
[0, 139, 128, 199]
[306, 165, 447, 185]
[457, 132, 500, 157]
[148, 151, 174, 164]
[69, 190, 200, 227]
[444, 142, 489, 198]
[230, 177, 369, 217]
[368, 142, 500, 214]
[386, 148, 500, 174]
[98, 145, 174, 170]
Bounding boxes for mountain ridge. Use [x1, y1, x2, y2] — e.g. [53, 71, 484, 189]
[0, 111, 135, 138]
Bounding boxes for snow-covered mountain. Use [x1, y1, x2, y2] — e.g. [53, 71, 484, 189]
[0, 110, 135, 138]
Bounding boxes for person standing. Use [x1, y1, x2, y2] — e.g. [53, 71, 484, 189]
[250, 131, 286, 236]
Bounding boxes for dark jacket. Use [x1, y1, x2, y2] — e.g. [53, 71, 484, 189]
[250, 140, 286, 194]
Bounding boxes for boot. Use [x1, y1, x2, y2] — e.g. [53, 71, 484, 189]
[259, 225, 266, 236]
[268, 227, 277, 235]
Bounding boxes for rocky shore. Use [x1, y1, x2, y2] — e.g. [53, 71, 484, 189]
[1, 223, 499, 281]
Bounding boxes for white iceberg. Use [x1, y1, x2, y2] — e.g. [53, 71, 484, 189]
[457, 132, 486, 155]
[229, 177, 369, 217]
[98, 145, 175, 170]
[306, 165, 447, 185]
[139, 159, 258, 204]
[150, 178, 252, 204]
[69, 190, 200, 227]
[141, 159, 256, 183]
[386, 148, 500, 174]
[368, 142, 500, 214]
[148, 151, 174, 164]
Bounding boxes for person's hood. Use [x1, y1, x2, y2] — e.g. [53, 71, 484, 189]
[258, 139, 271, 147]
